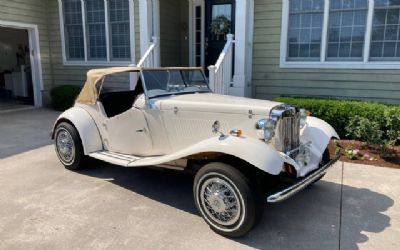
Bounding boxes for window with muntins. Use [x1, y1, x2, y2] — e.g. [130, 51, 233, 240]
[109, 0, 131, 60]
[282, 0, 400, 68]
[327, 0, 368, 60]
[86, 0, 107, 60]
[370, 0, 400, 60]
[288, 0, 324, 60]
[63, 0, 85, 60]
[60, 0, 134, 64]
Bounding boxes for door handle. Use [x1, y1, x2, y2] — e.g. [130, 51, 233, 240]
[136, 129, 145, 133]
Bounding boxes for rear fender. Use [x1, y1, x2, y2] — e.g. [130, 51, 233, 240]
[51, 107, 103, 155]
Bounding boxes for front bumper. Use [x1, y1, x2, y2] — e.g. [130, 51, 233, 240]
[267, 153, 340, 203]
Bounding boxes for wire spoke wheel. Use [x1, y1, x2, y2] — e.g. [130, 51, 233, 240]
[194, 163, 264, 237]
[56, 127, 75, 164]
[200, 176, 241, 226]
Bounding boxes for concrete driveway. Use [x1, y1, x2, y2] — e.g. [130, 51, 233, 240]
[0, 109, 399, 250]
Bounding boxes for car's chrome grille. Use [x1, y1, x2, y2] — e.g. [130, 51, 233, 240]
[270, 104, 300, 154]
[280, 114, 300, 153]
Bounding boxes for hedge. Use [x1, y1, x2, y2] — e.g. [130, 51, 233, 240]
[50, 85, 82, 111]
[274, 96, 400, 140]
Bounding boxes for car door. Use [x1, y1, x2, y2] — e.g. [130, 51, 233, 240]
[99, 72, 153, 156]
[104, 107, 153, 156]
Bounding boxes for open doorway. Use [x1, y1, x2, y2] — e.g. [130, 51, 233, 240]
[0, 27, 34, 109]
[0, 21, 43, 110]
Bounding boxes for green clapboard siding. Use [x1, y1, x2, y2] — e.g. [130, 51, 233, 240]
[0, 0, 53, 93]
[47, 0, 141, 87]
[253, 0, 400, 104]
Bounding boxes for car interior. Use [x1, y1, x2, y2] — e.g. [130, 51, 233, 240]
[99, 78, 144, 118]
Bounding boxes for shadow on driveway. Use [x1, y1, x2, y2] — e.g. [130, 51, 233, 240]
[0, 109, 60, 159]
[78, 162, 393, 249]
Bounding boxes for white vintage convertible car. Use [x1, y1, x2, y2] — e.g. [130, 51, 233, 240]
[51, 66, 339, 237]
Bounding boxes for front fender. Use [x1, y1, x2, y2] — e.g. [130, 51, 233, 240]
[128, 135, 285, 175]
[301, 116, 339, 155]
[51, 107, 103, 155]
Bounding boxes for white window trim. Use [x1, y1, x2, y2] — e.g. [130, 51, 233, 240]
[58, 0, 136, 66]
[280, 0, 400, 69]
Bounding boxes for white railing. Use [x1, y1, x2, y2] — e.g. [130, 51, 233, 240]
[208, 34, 235, 95]
[137, 36, 160, 67]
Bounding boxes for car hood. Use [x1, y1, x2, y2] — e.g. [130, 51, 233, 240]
[156, 93, 282, 115]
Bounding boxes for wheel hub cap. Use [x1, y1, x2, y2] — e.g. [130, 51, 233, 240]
[200, 177, 241, 226]
[208, 193, 227, 213]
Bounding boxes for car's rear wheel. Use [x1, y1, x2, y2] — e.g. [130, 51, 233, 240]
[193, 162, 264, 237]
[54, 122, 86, 170]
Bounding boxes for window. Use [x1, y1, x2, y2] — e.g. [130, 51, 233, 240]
[109, 0, 131, 60]
[195, 6, 202, 66]
[141, 70, 209, 99]
[63, 0, 85, 60]
[282, 0, 400, 68]
[100, 72, 132, 93]
[59, 0, 134, 65]
[327, 0, 368, 60]
[370, 0, 400, 60]
[86, 0, 107, 60]
[288, 0, 324, 60]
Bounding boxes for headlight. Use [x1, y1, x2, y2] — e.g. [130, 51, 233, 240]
[256, 118, 277, 142]
[299, 108, 307, 128]
[255, 118, 276, 130]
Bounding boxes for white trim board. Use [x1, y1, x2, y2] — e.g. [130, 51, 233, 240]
[58, 0, 136, 66]
[0, 20, 43, 107]
[188, 0, 205, 68]
[280, 0, 400, 70]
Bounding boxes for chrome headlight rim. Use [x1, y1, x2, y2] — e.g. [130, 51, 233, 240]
[256, 118, 277, 142]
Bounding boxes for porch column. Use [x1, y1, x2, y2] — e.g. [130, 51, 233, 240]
[139, 0, 160, 66]
[231, 0, 253, 97]
[139, 0, 152, 57]
[152, 0, 161, 65]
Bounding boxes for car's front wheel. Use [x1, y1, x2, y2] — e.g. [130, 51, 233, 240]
[54, 122, 86, 170]
[193, 162, 264, 237]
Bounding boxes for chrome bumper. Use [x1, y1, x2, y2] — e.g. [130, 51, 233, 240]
[267, 154, 340, 203]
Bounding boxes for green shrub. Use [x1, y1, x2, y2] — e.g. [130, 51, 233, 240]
[384, 107, 400, 145]
[50, 85, 82, 111]
[274, 96, 400, 144]
[345, 116, 383, 145]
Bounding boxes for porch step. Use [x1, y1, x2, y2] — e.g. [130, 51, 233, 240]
[89, 151, 142, 166]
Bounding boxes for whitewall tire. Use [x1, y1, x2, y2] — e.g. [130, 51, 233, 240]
[54, 122, 86, 170]
[193, 162, 264, 237]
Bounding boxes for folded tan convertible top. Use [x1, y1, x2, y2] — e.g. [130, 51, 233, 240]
[76, 66, 141, 104]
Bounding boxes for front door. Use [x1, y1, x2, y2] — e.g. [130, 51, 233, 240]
[205, 0, 235, 68]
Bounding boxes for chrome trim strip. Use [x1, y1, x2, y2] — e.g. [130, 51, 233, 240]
[267, 154, 340, 203]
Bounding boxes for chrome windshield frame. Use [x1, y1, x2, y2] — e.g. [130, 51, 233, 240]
[141, 68, 211, 100]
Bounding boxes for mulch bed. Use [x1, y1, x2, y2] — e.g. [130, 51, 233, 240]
[328, 140, 400, 169]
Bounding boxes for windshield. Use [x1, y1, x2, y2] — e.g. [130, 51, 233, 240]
[141, 69, 210, 98]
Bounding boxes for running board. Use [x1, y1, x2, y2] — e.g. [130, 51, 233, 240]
[89, 151, 142, 166]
